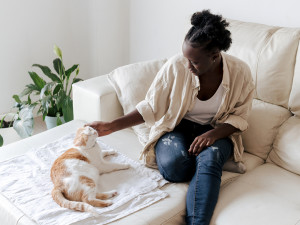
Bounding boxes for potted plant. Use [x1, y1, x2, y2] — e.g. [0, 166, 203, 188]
[14, 44, 82, 130]
[0, 104, 34, 147]
[0, 45, 82, 147]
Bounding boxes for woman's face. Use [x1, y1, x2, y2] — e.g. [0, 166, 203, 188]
[182, 41, 216, 76]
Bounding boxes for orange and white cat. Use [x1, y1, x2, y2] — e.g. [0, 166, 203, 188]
[50, 126, 130, 215]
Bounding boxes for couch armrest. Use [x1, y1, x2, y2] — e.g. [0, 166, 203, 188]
[72, 74, 123, 122]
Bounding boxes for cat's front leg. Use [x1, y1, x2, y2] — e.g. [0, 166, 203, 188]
[100, 162, 130, 174]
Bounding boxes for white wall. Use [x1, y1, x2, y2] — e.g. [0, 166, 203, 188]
[129, 0, 300, 63]
[2, 0, 300, 115]
[0, 0, 129, 115]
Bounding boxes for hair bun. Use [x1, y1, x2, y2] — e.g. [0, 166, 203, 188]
[191, 10, 211, 27]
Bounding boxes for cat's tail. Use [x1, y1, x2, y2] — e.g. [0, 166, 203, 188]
[51, 187, 99, 216]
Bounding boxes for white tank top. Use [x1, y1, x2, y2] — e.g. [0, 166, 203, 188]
[184, 84, 224, 125]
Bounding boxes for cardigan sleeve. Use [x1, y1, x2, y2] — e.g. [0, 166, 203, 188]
[136, 63, 173, 127]
[224, 73, 255, 132]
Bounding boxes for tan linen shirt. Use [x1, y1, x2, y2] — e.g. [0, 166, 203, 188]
[136, 52, 255, 168]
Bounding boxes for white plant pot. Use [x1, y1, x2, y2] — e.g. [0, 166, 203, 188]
[45, 116, 65, 130]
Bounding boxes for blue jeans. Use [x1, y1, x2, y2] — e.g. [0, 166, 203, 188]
[155, 119, 233, 225]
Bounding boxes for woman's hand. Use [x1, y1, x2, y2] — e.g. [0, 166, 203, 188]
[188, 130, 217, 156]
[188, 124, 239, 156]
[85, 109, 145, 137]
[84, 121, 114, 136]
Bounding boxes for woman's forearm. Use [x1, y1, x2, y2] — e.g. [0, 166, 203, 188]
[209, 123, 239, 140]
[111, 109, 145, 132]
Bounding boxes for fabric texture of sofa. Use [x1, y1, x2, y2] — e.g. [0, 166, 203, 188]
[0, 19, 300, 225]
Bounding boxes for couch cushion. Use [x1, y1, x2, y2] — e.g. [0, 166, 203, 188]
[221, 152, 264, 187]
[268, 116, 300, 175]
[242, 99, 291, 160]
[256, 27, 300, 108]
[211, 163, 300, 225]
[289, 41, 300, 116]
[107, 59, 167, 144]
[228, 20, 300, 108]
[227, 19, 278, 87]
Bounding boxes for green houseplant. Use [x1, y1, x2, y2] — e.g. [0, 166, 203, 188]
[0, 104, 33, 147]
[0, 45, 82, 147]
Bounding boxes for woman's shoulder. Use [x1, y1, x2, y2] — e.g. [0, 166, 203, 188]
[222, 52, 252, 80]
[164, 53, 189, 69]
[222, 52, 250, 70]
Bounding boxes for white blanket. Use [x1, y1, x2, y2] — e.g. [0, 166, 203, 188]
[0, 133, 168, 225]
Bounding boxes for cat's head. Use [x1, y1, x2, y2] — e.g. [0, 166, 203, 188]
[74, 126, 98, 149]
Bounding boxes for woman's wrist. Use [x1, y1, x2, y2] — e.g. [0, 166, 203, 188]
[210, 123, 238, 140]
[110, 119, 120, 133]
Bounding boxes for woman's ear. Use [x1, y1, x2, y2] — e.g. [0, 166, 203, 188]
[211, 51, 220, 62]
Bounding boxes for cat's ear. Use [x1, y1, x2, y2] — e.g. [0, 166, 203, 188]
[74, 134, 87, 146]
[74, 128, 87, 146]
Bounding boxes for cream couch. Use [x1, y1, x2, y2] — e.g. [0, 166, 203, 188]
[0, 19, 300, 225]
[72, 19, 300, 225]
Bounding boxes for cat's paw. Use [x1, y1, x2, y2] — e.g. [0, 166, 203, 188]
[103, 200, 113, 207]
[123, 164, 131, 169]
[103, 149, 117, 156]
[111, 191, 118, 197]
[107, 190, 118, 198]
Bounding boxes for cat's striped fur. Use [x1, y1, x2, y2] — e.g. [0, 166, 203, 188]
[50, 126, 130, 215]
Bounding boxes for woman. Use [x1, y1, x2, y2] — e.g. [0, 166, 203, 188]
[87, 10, 254, 225]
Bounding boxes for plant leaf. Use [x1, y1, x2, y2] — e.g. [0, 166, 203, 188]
[27, 95, 31, 105]
[32, 64, 61, 83]
[0, 135, 3, 147]
[53, 84, 62, 95]
[12, 95, 21, 103]
[29, 72, 46, 91]
[40, 82, 54, 99]
[56, 115, 63, 126]
[56, 89, 65, 109]
[72, 78, 83, 84]
[65, 64, 79, 79]
[20, 84, 40, 97]
[13, 107, 34, 138]
[53, 44, 63, 59]
[0, 115, 6, 128]
[41, 95, 51, 114]
[43, 112, 47, 121]
[53, 58, 65, 77]
[62, 96, 73, 122]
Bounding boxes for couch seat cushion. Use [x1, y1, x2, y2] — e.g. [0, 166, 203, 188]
[242, 99, 291, 160]
[211, 163, 300, 225]
[268, 116, 300, 175]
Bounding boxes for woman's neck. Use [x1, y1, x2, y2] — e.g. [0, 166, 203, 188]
[199, 56, 223, 84]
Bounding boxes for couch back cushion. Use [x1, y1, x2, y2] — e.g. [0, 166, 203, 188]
[242, 99, 291, 160]
[268, 116, 300, 175]
[289, 42, 300, 117]
[227, 20, 300, 108]
[108, 59, 167, 144]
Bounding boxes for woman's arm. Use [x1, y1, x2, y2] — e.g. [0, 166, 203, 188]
[85, 109, 144, 136]
[188, 123, 238, 156]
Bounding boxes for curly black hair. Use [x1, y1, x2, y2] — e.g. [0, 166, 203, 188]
[185, 10, 232, 52]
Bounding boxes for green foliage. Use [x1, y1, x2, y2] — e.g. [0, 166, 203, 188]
[14, 45, 83, 125]
[0, 45, 83, 147]
[0, 135, 3, 147]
